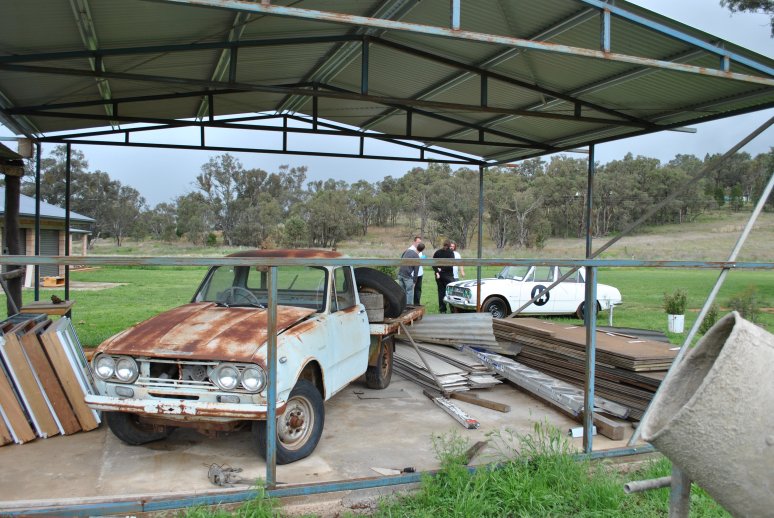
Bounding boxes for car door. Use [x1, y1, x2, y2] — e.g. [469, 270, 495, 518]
[326, 266, 370, 393]
[552, 266, 584, 314]
[520, 266, 555, 314]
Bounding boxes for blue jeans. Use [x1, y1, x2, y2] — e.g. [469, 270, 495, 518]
[398, 275, 415, 305]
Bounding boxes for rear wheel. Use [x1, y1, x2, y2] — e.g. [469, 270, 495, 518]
[482, 297, 509, 319]
[253, 380, 324, 465]
[365, 336, 394, 389]
[354, 267, 406, 318]
[104, 411, 174, 445]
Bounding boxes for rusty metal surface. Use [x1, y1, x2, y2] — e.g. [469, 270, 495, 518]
[99, 302, 315, 362]
[227, 249, 343, 259]
[85, 394, 281, 419]
[368, 305, 425, 336]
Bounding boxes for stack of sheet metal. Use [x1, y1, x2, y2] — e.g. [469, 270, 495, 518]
[397, 313, 515, 354]
[394, 341, 500, 393]
[493, 318, 676, 419]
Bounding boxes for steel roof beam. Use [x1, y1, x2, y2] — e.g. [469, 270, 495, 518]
[24, 110, 487, 162]
[276, 0, 418, 114]
[150, 0, 774, 86]
[578, 0, 774, 77]
[195, 11, 256, 119]
[0, 35, 363, 65]
[360, 7, 601, 131]
[0, 64, 651, 132]
[36, 137, 480, 165]
[69, 0, 118, 129]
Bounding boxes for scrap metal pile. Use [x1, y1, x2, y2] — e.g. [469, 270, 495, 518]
[0, 314, 99, 446]
[393, 313, 676, 439]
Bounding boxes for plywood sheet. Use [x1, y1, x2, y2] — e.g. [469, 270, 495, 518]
[20, 322, 81, 435]
[39, 327, 99, 431]
[0, 356, 36, 444]
[0, 328, 59, 438]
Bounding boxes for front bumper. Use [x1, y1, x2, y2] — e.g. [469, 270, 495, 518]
[443, 295, 476, 310]
[85, 394, 281, 420]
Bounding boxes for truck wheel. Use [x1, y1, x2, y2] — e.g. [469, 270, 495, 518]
[365, 337, 393, 389]
[354, 267, 405, 318]
[104, 411, 174, 445]
[253, 380, 324, 465]
[482, 297, 509, 319]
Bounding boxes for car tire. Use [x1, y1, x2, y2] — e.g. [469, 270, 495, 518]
[482, 297, 509, 319]
[365, 336, 393, 389]
[576, 301, 601, 320]
[253, 379, 325, 465]
[104, 411, 174, 445]
[354, 267, 406, 318]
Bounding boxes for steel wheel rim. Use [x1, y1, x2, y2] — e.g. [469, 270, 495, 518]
[277, 395, 314, 451]
[489, 303, 505, 319]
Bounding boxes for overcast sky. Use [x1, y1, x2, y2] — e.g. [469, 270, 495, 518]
[1, 1, 772, 206]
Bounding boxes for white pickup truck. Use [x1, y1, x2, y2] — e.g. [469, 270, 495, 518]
[85, 250, 423, 464]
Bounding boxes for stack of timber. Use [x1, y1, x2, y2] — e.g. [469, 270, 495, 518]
[493, 318, 677, 420]
[394, 341, 501, 393]
[0, 314, 100, 446]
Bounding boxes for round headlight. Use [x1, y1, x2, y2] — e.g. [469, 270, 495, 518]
[94, 354, 115, 380]
[241, 366, 266, 393]
[115, 357, 139, 383]
[212, 364, 240, 391]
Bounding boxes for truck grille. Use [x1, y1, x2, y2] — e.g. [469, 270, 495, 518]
[136, 358, 219, 391]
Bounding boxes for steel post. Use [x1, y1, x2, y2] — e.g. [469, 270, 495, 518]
[477, 165, 484, 309]
[669, 466, 691, 518]
[64, 144, 71, 303]
[34, 141, 41, 301]
[265, 266, 278, 487]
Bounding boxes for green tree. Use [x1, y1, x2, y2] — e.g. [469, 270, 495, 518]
[195, 154, 242, 245]
[143, 202, 178, 242]
[720, 0, 774, 36]
[105, 186, 146, 246]
[176, 192, 212, 245]
[302, 188, 357, 247]
[427, 167, 478, 248]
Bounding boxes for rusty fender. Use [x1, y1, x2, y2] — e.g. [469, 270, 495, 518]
[85, 394, 286, 420]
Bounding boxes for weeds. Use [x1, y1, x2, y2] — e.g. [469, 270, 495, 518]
[727, 286, 762, 323]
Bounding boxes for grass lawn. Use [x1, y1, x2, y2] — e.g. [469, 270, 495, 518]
[1, 264, 768, 348]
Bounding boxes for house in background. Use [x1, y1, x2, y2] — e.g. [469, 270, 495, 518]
[0, 187, 93, 278]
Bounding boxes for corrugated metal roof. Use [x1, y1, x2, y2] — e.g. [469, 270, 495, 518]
[0, 187, 95, 223]
[0, 0, 771, 165]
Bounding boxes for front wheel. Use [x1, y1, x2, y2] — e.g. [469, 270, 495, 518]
[576, 301, 601, 320]
[253, 379, 324, 464]
[104, 411, 175, 445]
[482, 297, 509, 319]
[365, 336, 393, 389]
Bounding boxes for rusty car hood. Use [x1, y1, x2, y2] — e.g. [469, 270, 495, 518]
[98, 302, 316, 363]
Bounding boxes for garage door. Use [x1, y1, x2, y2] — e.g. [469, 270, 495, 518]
[39, 229, 59, 278]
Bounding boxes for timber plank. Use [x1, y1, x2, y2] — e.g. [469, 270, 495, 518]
[39, 329, 99, 431]
[20, 321, 81, 435]
[0, 327, 59, 438]
[0, 354, 36, 444]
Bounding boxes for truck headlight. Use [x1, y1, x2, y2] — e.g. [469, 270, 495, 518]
[115, 357, 139, 383]
[241, 366, 266, 392]
[94, 354, 116, 380]
[211, 364, 240, 391]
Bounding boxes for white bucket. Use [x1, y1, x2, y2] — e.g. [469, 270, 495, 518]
[641, 312, 774, 517]
[667, 314, 684, 333]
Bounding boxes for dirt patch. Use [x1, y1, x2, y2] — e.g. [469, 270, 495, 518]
[65, 281, 127, 291]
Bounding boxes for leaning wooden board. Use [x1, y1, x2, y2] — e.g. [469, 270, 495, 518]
[0, 321, 59, 438]
[20, 321, 81, 435]
[39, 321, 99, 431]
[0, 352, 36, 444]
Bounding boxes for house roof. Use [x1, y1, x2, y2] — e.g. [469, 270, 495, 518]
[0, 1, 771, 165]
[0, 187, 95, 223]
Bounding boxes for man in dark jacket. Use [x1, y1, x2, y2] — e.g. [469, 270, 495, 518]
[432, 239, 455, 313]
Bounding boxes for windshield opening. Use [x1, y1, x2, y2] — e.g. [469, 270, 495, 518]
[499, 266, 530, 281]
[195, 265, 328, 311]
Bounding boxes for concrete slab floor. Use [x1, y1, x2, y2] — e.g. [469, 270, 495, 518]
[0, 376, 637, 511]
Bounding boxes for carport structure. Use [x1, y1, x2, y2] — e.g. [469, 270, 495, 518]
[1, 0, 773, 513]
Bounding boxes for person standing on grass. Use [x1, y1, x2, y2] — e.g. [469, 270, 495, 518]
[450, 241, 465, 282]
[432, 239, 455, 313]
[398, 236, 421, 305]
[413, 242, 426, 305]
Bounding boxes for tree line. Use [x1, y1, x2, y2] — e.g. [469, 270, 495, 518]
[21, 145, 774, 250]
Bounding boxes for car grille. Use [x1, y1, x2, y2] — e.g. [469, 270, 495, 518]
[448, 286, 468, 297]
[136, 358, 219, 391]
